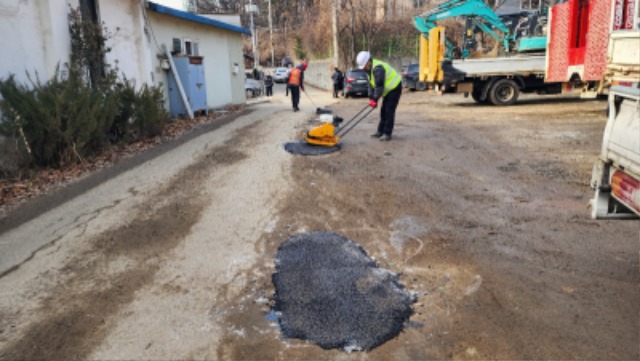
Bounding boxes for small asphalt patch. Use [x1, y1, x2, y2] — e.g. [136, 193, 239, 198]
[284, 141, 341, 156]
[272, 231, 415, 352]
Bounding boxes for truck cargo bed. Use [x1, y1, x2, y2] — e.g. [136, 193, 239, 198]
[451, 55, 547, 77]
[600, 86, 640, 178]
[590, 85, 640, 219]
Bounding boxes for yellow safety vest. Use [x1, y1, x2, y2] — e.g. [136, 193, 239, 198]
[369, 59, 402, 96]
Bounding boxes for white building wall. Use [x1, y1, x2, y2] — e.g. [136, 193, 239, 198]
[0, 0, 247, 109]
[0, 0, 78, 84]
[99, 0, 155, 86]
[0, 0, 153, 87]
[202, 14, 242, 27]
[148, 11, 246, 109]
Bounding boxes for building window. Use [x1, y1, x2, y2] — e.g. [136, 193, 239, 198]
[172, 38, 181, 54]
[521, 0, 542, 11]
[184, 39, 199, 56]
[79, 0, 99, 22]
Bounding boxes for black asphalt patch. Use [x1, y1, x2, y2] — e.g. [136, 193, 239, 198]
[272, 231, 415, 352]
[284, 141, 341, 156]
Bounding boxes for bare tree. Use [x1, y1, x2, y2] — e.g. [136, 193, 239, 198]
[194, 0, 433, 66]
[194, 0, 241, 13]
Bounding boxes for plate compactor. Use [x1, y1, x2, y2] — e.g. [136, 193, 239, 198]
[305, 105, 375, 147]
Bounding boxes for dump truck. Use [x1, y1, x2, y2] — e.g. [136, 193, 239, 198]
[414, 0, 620, 105]
[589, 0, 640, 219]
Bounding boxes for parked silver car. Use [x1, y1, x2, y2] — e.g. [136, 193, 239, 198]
[245, 73, 263, 98]
[273, 67, 290, 83]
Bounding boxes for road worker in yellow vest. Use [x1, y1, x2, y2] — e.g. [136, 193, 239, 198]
[356, 51, 402, 141]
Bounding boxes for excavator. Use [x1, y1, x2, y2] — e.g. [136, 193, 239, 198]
[413, 0, 548, 59]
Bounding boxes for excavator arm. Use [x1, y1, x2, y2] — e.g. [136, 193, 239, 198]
[413, 17, 460, 58]
[413, 0, 514, 57]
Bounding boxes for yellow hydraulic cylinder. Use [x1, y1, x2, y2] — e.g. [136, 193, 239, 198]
[419, 34, 429, 82]
[427, 27, 445, 83]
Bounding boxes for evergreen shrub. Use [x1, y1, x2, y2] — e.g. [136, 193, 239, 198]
[0, 69, 168, 173]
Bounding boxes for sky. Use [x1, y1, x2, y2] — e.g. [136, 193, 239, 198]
[151, 0, 186, 10]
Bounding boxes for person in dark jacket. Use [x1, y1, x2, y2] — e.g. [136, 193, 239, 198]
[287, 61, 307, 112]
[356, 51, 402, 141]
[264, 72, 274, 97]
[331, 67, 344, 98]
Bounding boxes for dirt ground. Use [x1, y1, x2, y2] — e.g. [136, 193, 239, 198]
[0, 86, 638, 360]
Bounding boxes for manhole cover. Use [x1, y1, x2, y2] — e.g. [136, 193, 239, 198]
[272, 231, 415, 351]
[284, 141, 341, 156]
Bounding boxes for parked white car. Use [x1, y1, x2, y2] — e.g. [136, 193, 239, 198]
[245, 75, 262, 98]
[273, 67, 290, 83]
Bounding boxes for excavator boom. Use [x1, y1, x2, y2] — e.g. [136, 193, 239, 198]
[413, 0, 546, 58]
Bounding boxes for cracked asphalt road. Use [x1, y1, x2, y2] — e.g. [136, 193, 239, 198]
[0, 85, 638, 360]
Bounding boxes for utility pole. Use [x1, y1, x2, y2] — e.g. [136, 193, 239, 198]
[349, 0, 356, 66]
[332, 0, 339, 67]
[249, 0, 256, 68]
[247, 0, 261, 68]
[269, 0, 274, 67]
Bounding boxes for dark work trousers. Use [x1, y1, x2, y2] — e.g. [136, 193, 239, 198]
[288, 85, 301, 109]
[333, 83, 341, 98]
[377, 84, 402, 136]
[266, 86, 273, 97]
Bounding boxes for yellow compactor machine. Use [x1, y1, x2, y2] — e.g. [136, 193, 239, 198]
[304, 105, 375, 147]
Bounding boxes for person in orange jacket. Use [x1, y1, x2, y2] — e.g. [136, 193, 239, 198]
[287, 61, 308, 112]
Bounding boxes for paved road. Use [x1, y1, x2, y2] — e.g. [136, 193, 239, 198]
[1, 87, 638, 360]
[0, 85, 340, 360]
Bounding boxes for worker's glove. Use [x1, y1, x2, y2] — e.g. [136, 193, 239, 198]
[368, 99, 378, 108]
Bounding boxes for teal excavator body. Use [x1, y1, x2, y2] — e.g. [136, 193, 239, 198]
[413, 0, 547, 58]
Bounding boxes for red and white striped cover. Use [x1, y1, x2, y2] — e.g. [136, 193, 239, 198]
[546, 0, 613, 82]
[584, 0, 612, 80]
[546, 2, 571, 82]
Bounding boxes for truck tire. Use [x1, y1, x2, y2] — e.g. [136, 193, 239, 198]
[488, 79, 519, 106]
[471, 90, 484, 103]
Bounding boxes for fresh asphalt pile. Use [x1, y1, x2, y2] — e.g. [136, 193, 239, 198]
[272, 231, 415, 351]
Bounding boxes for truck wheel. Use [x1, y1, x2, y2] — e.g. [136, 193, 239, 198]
[416, 82, 427, 91]
[489, 79, 519, 106]
[471, 90, 484, 103]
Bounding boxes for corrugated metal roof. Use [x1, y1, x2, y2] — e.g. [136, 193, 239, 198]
[147, 2, 251, 36]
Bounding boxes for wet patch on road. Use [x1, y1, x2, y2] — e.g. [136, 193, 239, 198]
[0, 139, 249, 361]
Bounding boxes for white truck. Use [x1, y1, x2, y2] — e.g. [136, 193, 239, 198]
[589, 0, 640, 219]
[414, 0, 637, 106]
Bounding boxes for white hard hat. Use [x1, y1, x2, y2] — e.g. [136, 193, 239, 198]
[356, 51, 371, 69]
